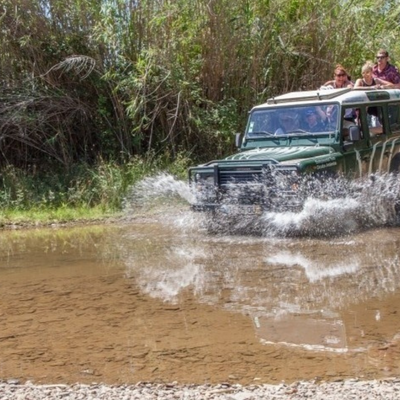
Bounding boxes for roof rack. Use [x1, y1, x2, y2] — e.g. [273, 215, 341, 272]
[267, 87, 352, 104]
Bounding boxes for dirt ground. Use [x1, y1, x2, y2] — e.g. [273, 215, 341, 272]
[1, 268, 397, 386]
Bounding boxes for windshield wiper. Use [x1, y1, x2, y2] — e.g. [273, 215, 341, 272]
[286, 129, 308, 134]
[248, 131, 274, 137]
[285, 132, 318, 143]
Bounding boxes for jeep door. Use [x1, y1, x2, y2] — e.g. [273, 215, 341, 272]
[385, 102, 400, 172]
[341, 107, 372, 178]
[364, 104, 391, 173]
[363, 103, 400, 174]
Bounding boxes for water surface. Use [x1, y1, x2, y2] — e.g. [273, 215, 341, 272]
[1, 207, 400, 384]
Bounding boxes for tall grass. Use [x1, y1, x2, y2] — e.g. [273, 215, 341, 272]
[1, 0, 400, 225]
[1, 0, 400, 170]
[0, 154, 192, 223]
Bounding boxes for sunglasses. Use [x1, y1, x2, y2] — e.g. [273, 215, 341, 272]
[376, 56, 387, 60]
[335, 73, 346, 77]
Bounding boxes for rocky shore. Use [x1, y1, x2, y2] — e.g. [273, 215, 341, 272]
[1, 379, 400, 400]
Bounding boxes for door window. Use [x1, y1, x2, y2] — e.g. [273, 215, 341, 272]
[388, 103, 400, 134]
[367, 106, 384, 136]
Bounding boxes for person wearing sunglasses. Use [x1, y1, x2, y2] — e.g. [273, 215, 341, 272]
[372, 49, 400, 85]
[322, 64, 354, 89]
[354, 61, 394, 89]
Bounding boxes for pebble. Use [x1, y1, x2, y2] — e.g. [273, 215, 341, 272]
[1, 379, 400, 399]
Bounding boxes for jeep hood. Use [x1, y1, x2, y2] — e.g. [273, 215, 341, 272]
[225, 146, 334, 163]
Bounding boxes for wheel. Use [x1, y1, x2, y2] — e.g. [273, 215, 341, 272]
[390, 154, 400, 173]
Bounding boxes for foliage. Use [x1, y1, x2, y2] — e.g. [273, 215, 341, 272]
[1, 0, 400, 169]
[0, 155, 191, 213]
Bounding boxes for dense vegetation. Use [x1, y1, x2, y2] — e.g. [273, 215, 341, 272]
[0, 0, 400, 221]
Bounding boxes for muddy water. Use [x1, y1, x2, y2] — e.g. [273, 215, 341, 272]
[1, 209, 400, 386]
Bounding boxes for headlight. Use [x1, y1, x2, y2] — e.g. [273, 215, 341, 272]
[192, 173, 216, 202]
[274, 169, 300, 191]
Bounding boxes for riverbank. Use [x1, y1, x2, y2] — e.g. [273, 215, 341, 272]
[2, 379, 400, 399]
[0, 215, 121, 230]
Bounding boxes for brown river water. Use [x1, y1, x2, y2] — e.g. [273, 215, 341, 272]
[1, 173, 400, 386]
[1, 207, 400, 386]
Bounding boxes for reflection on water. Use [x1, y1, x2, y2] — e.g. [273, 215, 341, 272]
[266, 250, 360, 282]
[121, 212, 400, 353]
[0, 225, 123, 276]
[1, 205, 400, 381]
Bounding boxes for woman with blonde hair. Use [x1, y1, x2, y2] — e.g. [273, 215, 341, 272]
[322, 64, 354, 89]
[354, 61, 394, 89]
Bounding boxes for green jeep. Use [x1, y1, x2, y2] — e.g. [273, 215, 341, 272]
[189, 88, 400, 216]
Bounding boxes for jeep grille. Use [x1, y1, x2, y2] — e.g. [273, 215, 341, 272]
[219, 169, 262, 185]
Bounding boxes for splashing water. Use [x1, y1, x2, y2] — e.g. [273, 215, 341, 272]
[123, 172, 195, 213]
[124, 172, 400, 237]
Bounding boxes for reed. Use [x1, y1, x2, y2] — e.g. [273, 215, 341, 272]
[0, 0, 399, 185]
[0, 155, 191, 222]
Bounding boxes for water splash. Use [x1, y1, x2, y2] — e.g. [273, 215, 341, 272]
[260, 197, 361, 237]
[124, 172, 400, 237]
[123, 172, 195, 213]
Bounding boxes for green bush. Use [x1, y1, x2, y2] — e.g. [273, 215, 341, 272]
[0, 155, 190, 215]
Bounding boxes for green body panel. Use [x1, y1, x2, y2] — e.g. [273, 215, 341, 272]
[225, 146, 334, 162]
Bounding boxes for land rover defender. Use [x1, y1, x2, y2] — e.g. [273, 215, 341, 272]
[189, 88, 400, 214]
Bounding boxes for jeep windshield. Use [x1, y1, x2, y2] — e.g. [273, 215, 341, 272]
[246, 104, 339, 138]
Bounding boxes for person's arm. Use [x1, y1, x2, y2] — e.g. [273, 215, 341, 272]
[322, 80, 335, 87]
[375, 78, 394, 88]
[354, 78, 363, 88]
[315, 106, 327, 122]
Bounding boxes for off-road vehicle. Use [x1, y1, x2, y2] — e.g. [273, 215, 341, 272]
[189, 88, 400, 215]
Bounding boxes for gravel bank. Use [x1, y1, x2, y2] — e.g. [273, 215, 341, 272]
[1, 379, 400, 400]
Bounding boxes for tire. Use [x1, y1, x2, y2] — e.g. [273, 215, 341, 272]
[390, 154, 400, 173]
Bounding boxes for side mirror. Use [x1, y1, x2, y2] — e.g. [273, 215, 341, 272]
[348, 125, 361, 141]
[235, 133, 243, 148]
